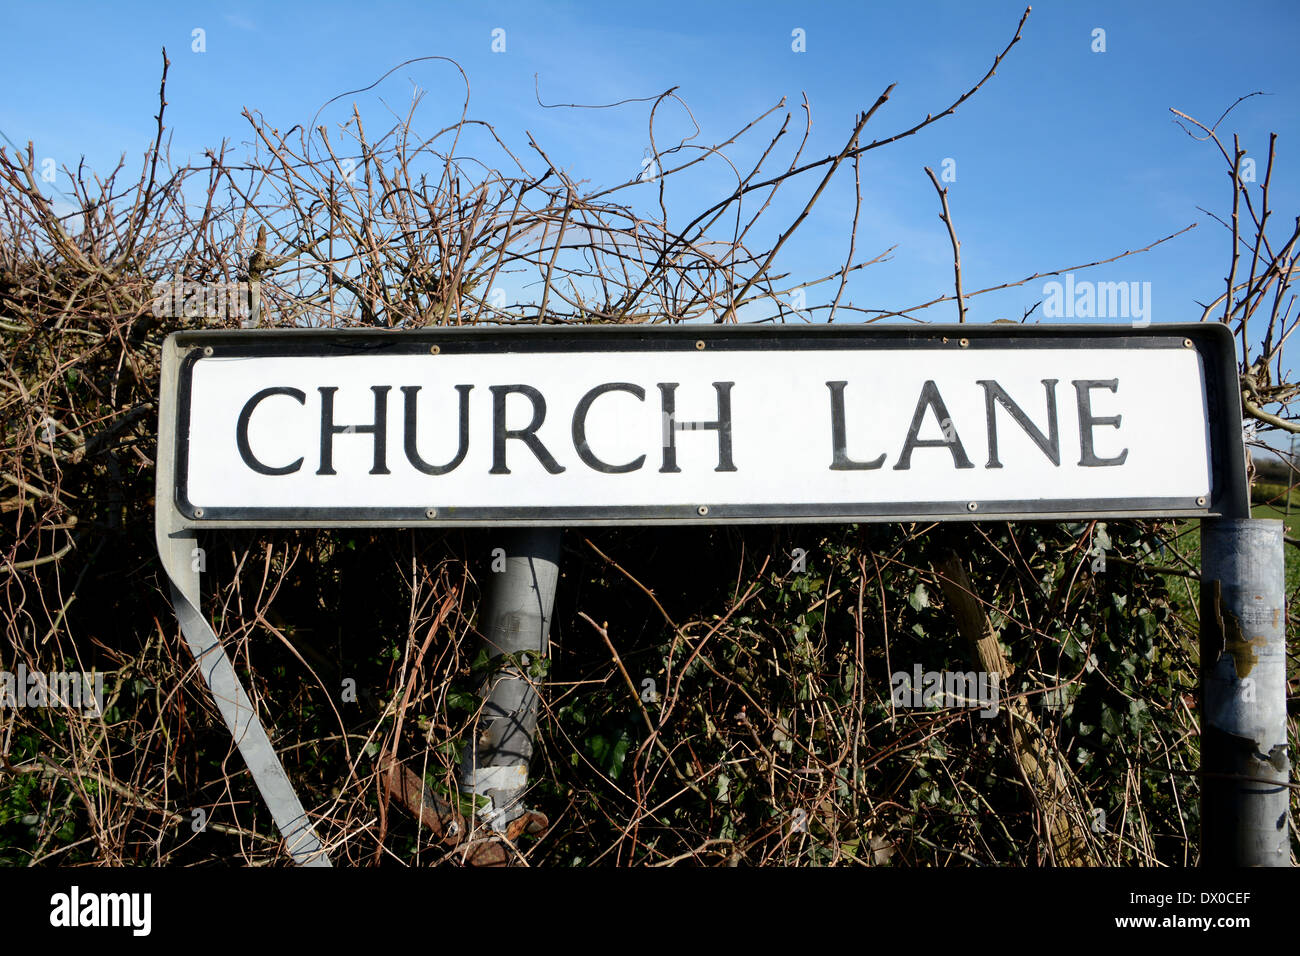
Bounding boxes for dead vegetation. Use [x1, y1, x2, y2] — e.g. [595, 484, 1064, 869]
[1, 8, 1296, 865]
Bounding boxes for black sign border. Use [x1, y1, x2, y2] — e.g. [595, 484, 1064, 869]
[164, 323, 1248, 527]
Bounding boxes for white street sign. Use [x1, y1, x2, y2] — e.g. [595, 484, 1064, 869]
[157, 325, 1246, 526]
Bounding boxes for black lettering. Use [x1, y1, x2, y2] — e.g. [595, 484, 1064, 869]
[1073, 379, 1128, 466]
[572, 383, 646, 473]
[977, 379, 1060, 468]
[658, 382, 737, 473]
[490, 384, 565, 474]
[236, 387, 305, 475]
[401, 384, 472, 475]
[893, 380, 974, 470]
[318, 386, 391, 476]
[826, 381, 886, 470]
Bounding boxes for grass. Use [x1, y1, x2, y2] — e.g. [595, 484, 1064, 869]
[1150, 501, 1300, 639]
[1251, 481, 1300, 517]
[1249, 500, 1300, 597]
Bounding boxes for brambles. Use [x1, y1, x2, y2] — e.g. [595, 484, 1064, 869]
[1, 14, 1297, 864]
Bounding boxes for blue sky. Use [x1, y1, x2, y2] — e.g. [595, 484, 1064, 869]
[3, 1, 1298, 387]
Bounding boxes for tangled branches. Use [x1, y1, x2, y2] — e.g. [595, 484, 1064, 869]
[0, 6, 1295, 866]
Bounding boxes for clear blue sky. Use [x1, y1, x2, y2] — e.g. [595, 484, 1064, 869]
[3, 1, 1298, 383]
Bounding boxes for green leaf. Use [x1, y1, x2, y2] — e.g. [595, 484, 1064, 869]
[908, 583, 930, 612]
[1101, 708, 1120, 735]
[715, 772, 731, 803]
[447, 690, 479, 712]
[588, 730, 631, 779]
[1094, 523, 1111, 551]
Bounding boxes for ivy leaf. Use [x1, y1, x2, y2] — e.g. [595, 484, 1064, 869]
[908, 583, 930, 612]
[588, 730, 631, 780]
[1101, 708, 1120, 735]
[1095, 523, 1111, 552]
[446, 690, 479, 712]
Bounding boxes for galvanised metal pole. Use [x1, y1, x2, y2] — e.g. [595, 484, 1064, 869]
[1200, 517, 1291, 866]
[460, 528, 562, 833]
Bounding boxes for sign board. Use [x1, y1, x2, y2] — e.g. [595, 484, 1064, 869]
[156, 324, 1247, 527]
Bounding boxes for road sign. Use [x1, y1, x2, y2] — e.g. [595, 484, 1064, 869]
[156, 323, 1247, 527]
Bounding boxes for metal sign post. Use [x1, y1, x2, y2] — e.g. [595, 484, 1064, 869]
[153, 322, 1286, 866]
[155, 350, 329, 866]
[1200, 518, 1290, 865]
[461, 529, 562, 834]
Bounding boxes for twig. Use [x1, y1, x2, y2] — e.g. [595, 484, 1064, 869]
[924, 165, 966, 323]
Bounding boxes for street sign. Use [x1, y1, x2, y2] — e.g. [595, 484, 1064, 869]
[156, 323, 1247, 527]
[152, 320, 1257, 869]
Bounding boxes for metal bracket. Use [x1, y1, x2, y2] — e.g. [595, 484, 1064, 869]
[156, 340, 329, 866]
